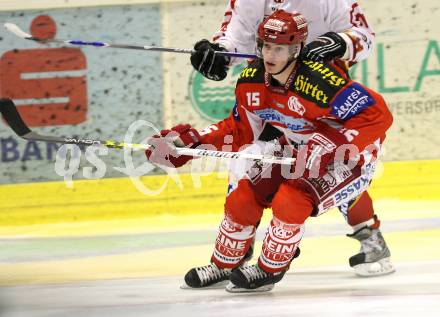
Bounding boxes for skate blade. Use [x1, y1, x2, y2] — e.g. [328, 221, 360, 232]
[225, 282, 274, 293]
[180, 280, 229, 290]
[353, 257, 396, 277]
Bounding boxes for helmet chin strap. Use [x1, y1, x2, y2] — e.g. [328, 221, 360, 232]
[270, 46, 301, 76]
[271, 57, 296, 75]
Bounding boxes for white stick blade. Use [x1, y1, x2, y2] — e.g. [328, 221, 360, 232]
[4, 23, 32, 39]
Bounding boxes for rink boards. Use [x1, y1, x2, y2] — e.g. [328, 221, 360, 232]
[0, 159, 439, 286]
[0, 159, 439, 230]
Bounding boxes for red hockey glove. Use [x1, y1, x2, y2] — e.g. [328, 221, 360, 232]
[298, 127, 348, 178]
[145, 124, 201, 168]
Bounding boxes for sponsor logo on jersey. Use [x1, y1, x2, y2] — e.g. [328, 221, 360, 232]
[239, 67, 258, 79]
[334, 165, 353, 182]
[322, 198, 336, 210]
[306, 173, 337, 197]
[364, 163, 374, 173]
[302, 60, 347, 87]
[294, 74, 330, 106]
[309, 133, 337, 152]
[323, 173, 337, 187]
[287, 96, 306, 115]
[330, 83, 374, 120]
[334, 175, 370, 204]
[254, 108, 314, 132]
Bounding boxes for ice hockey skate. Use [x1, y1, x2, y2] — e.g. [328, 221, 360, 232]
[181, 262, 231, 289]
[348, 226, 395, 277]
[225, 264, 285, 293]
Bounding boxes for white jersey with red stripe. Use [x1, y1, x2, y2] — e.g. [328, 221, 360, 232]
[213, 0, 374, 64]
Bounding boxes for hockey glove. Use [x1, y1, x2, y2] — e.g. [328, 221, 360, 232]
[299, 127, 348, 178]
[190, 39, 230, 81]
[145, 124, 201, 168]
[300, 32, 347, 62]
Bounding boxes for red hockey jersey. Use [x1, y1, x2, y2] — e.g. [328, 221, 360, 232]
[199, 59, 393, 161]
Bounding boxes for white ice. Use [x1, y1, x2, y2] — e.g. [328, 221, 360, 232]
[0, 260, 439, 317]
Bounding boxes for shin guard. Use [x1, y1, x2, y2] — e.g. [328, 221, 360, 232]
[211, 217, 256, 269]
[258, 217, 304, 273]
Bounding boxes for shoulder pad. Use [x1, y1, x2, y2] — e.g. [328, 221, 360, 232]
[237, 59, 265, 84]
[291, 60, 348, 108]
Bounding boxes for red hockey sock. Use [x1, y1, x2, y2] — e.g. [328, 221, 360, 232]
[258, 217, 304, 273]
[211, 217, 256, 269]
[347, 191, 380, 230]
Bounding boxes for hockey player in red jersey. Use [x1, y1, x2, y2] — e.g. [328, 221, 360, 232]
[191, 0, 374, 80]
[190, 0, 393, 279]
[146, 10, 394, 292]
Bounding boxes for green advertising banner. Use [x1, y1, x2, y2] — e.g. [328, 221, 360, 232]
[164, 0, 440, 161]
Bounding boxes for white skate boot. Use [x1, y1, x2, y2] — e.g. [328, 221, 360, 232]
[348, 226, 395, 277]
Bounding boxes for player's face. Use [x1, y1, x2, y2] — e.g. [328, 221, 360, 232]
[261, 42, 291, 74]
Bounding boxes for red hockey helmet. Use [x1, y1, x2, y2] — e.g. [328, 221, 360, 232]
[257, 10, 308, 46]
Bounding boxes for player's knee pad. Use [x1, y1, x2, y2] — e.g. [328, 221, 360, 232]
[258, 216, 304, 273]
[225, 179, 265, 226]
[271, 182, 314, 224]
[211, 216, 256, 269]
[228, 141, 284, 206]
[247, 162, 284, 205]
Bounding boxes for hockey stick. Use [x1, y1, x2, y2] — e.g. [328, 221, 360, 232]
[0, 99, 295, 165]
[3, 23, 257, 59]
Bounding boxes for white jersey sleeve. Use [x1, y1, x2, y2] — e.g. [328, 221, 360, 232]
[323, 0, 375, 63]
[212, 0, 265, 65]
[212, 0, 375, 64]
